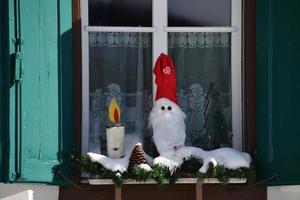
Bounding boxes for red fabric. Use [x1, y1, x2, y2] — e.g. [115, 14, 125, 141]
[153, 53, 178, 104]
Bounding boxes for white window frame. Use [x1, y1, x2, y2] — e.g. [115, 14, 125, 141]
[81, 0, 243, 152]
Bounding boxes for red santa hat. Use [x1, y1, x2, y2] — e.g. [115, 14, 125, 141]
[153, 53, 178, 104]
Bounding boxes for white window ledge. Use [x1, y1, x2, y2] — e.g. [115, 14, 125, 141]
[88, 178, 246, 185]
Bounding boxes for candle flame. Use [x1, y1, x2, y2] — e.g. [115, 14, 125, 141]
[108, 98, 121, 124]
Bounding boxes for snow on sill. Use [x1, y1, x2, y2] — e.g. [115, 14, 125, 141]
[87, 178, 247, 185]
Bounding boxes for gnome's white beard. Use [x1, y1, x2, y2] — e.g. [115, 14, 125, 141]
[149, 98, 186, 155]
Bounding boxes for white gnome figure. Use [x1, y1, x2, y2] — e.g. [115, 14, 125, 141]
[148, 97, 251, 173]
[88, 53, 251, 174]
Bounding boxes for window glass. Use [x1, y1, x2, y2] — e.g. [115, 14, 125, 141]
[168, 32, 232, 150]
[89, 0, 152, 26]
[168, 0, 231, 26]
[88, 32, 153, 155]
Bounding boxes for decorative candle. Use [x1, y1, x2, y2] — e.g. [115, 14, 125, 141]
[106, 98, 125, 158]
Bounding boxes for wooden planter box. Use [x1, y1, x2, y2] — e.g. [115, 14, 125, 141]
[87, 178, 247, 200]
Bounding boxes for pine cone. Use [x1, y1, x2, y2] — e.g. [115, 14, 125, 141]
[128, 143, 147, 169]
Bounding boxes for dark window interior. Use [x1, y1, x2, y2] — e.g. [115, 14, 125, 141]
[88, 0, 152, 26]
[88, 0, 231, 27]
[168, 0, 231, 26]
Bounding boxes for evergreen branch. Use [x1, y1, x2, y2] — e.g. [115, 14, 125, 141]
[66, 154, 254, 186]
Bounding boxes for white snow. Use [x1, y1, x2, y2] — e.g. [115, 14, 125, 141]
[87, 152, 130, 173]
[137, 164, 152, 172]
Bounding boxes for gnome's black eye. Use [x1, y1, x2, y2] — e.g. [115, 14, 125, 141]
[167, 106, 172, 111]
[161, 106, 165, 111]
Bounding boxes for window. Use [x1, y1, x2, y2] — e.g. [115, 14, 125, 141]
[81, 0, 242, 157]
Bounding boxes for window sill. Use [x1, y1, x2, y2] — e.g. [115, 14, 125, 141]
[87, 178, 247, 185]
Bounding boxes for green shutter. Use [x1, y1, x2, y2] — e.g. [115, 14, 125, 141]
[7, 0, 72, 183]
[256, 0, 300, 185]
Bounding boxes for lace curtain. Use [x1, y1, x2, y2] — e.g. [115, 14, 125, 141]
[169, 32, 232, 149]
[89, 32, 153, 155]
[88, 32, 232, 155]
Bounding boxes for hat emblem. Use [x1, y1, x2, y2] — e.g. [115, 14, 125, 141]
[163, 66, 171, 75]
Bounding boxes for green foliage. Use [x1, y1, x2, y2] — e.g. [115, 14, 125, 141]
[149, 165, 168, 185]
[66, 154, 115, 179]
[66, 154, 254, 186]
[197, 163, 255, 183]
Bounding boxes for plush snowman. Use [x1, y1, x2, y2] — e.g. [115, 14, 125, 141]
[88, 53, 251, 173]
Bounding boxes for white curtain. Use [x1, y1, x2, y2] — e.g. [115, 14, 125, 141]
[89, 32, 153, 155]
[169, 32, 232, 150]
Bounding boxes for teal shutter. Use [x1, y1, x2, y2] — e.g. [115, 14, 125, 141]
[7, 0, 72, 183]
[256, 0, 300, 185]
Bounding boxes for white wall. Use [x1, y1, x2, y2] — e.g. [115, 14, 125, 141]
[268, 185, 300, 200]
[0, 184, 58, 200]
[2, 183, 300, 200]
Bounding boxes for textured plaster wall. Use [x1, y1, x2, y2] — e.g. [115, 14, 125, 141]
[268, 185, 300, 200]
[0, 184, 58, 200]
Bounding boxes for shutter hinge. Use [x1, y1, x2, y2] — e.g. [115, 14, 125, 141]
[12, 37, 24, 83]
[12, 172, 21, 180]
[12, 38, 24, 46]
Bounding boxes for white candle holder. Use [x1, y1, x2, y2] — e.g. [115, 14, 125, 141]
[106, 126, 125, 158]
